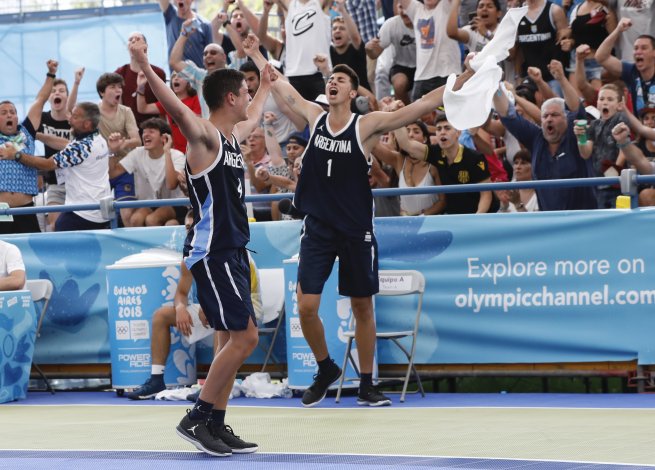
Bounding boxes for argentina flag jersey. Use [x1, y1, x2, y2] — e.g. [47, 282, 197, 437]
[183, 130, 249, 269]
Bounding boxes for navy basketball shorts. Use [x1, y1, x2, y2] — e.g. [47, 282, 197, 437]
[297, 215, 379, 298]
[190, 248, 256, 331]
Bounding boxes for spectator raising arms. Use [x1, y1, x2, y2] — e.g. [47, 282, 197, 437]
[0, 60, 58, 234]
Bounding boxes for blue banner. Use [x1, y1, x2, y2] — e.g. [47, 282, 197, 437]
[3, 208, 655, 367]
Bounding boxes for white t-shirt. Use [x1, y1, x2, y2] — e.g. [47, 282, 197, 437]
[119, 147, 186, 200]
[405, 0, 462, 81]
[263, 95, 297, 143]
[461, 25, 490, 53]
[378, 15, 417, 69]
[54, 132, 111, 223]
[284, 0, 332, 76]
[0, 241, 25, 280]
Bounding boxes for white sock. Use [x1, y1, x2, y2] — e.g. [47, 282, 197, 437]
[151, 365, 165, 375]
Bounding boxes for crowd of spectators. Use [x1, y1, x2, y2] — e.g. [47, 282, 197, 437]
[0, 0, 654, 232]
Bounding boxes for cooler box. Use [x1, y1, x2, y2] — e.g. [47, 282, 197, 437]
[283, 258, 376, 390]
[106, 248, 196, 390]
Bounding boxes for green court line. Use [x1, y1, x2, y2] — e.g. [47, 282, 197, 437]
[2, 406, 654, 465]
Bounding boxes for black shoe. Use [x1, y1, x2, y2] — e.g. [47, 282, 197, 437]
[301, 362, 342, 408]
[175, 411, 232, 457]
[127, 375, 166, 400]
[357, 385, 392, 407]
[211, 423, 258, 453]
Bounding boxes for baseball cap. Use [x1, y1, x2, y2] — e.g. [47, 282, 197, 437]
[286, 132, 308, 148]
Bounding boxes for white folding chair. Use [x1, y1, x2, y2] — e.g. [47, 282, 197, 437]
[336, 270, 426, 403]
[26, 279, 55, 394]
[257, 269, 286, 373]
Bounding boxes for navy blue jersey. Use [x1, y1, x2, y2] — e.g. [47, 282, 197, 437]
[184, 130, 249, 268]
[293, 112, 374, 238]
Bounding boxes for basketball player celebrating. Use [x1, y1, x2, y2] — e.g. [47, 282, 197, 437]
[244, 34, 471, 408]
[129, 43, 273, 456]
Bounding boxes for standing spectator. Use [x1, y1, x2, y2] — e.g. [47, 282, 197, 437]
[115, 32, 168, 128]
[283, 0, 333, 101]
[242, 127, 273, 221]
[37, 69, 83, 231]
[330, 0, 371, 91]
[96, 73, 142, 226]
[515, 0, 570, 94]
[136, 71, 201, 153]
[346, 0, 379, 91]
[0, 60, 57, 234]
[447, 0, 501, 55]
[493, 62, 597, 211]
[0, 102, 111, 231]
[0, 240, 25, 291]
[365, 0, 416, 104]
[401, 0, 462, 102]
[596, 18, 655, 114]
[610, 0, 655, 63]
[107, 118, 186, 227]
[159, 0, 215, 70]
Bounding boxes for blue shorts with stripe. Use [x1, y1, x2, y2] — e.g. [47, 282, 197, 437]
[189, 248, 256, 331]
[298, 215, 379, 297]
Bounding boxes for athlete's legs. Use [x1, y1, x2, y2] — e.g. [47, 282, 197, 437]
[297, 283, 329, 361]
[199, 318, 258, 405]
[211, 331, 235, 410]
[350, 296, 375, 375]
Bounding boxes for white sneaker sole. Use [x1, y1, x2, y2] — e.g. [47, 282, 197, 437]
[357, 399, 392, 407]
[231, 445, 259, 454]
[175, 426, 232, 457]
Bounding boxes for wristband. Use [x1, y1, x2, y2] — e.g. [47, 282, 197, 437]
[46, 72, 56, 78]
[14, 152, 23, 162]
[616, 140, 633, 149]
[180, 30, 188, 37]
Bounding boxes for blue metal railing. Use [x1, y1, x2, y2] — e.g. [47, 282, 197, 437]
[2, 170, 655, 226]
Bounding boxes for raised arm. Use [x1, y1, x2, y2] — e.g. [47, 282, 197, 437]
[624, 107, 655, 141]
[335, 0, 361, 48]
[234, 64, 274, 141]
[446, 0, 469, 43]
[169, 20, 194, 73]
[67, 67, 84, 114]
[130, 41, 207, 144]
[136, 71, 161, 115]
[595, 18, 631, 77]
[548, 59, 580, 113]
[257, 0, 285, 59]
[236, 0, 261, 33]
[574, 45, 597, 104]
[27, 60, 58, 131]
[527, 67, 555, 101]
[243, 33, 324, 126]
[158, 0, 170, 12]
[393, 126, 428, 163]
[611, 122, 653, 174]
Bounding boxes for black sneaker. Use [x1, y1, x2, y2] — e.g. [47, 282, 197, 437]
[301, 362, 342, 408]
[175, 411, 232, 457]
[357, 385, 392, 407]
[211, 424, 258, 453]
[127, 375, 166, 400]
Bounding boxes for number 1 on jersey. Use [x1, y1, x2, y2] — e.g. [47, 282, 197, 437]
[327, 159, 332, 177]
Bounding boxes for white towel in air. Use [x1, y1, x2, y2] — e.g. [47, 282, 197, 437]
[443, 6, 528, 130]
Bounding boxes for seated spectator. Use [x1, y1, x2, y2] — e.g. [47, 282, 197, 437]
[377, 119, 446, 215]
[95, 72, 142, 226]
[0, 102, 112, 231]
[115, 32, 168, 128]
[370, 155, 401, 217]
[596, 19, 655, 114]
[497, 149, 539, 212]
[365, 0, 416, 104]
[107, 118, 186, 227]
[0, 60, 58, 234]
[127, 213, 263, 400]
[493, 59, 598, 211]
[399, 113, 493, 214]
[159, 0, 216, 70]
[136, 70, 201, 153]
[574, 83, 629, 208]
[0, 240, 26, 291]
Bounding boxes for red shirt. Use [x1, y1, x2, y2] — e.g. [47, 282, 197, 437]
[156, 95, 201, 153]
[115, 64, 167, 126]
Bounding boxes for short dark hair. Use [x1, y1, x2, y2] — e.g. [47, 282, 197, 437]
[76, 102, 101, 129]
[140, 117, 172, 135]
[477, 0, 501, 11]
[513, 149, 531, 164]
[239, 61, 260, 79]
[52, 78, 69, 94]
[203, 68, 245, 112]
[332, 64, 359, 91]
[636, 34, 655, 49]
[96, 72, 124, 97]
[0, 100, 16, 110]
[434, 112, 450, 126]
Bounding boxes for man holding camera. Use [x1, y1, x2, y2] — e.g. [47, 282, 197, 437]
[159, 0, 215, 70]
